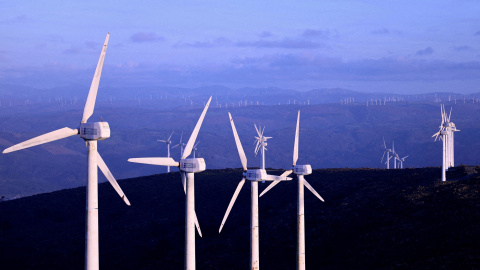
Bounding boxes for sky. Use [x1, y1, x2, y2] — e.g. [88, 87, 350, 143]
[1, 0, 480, 94]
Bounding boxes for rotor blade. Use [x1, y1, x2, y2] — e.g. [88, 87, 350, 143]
[402, 155, 409, 159]
[260, 170, 295, 197]
[265, 172, 293, 181]
[228, 112, 247, 171]
[167, 131, 175, 141]
[158, 140, 167, 143]
[448, 107, 452, 122]
[172, 144, 179, 149]
[219, 178, 245, 233]
[254, 124, 262, 137]
[97, 152, 130, 205]
[293, 110, 300, 166]
[81, 33, 109, 123]
[383, 137, 387, 149]
[3, 127, 79, 154]
[179, 171, 202, 237]
[381, 151, 386, 163]
[259, 180, 280, 197]
[182, 96, 212, 159]
[304, 179, 325, 202]
[127, 157, 179, 167]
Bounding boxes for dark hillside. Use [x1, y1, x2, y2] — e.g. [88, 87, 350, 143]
[0, 167, 479, 269]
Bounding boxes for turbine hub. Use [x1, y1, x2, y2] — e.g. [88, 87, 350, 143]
[79, 122, 110, 140]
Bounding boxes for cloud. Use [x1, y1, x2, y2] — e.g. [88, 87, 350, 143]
[301, 29, 330, 39]
[415, 47, 434, 56]
[371, 28, 402, 35]
[259, 31, 273, 38]
[130, 32, 165, 43]
[1, 15, 31, 24]
[453, 45, 474, 52]
[236, 38, 324, 49]
[174, 37, 231, 48]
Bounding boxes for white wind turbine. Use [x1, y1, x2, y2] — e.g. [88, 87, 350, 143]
[158, 131, 174, 172]
[381, 137, 393, 169]
[432, 104, 460, 181]
[173, 131, 187, 157]
[254, 124, 272, 170]
[128, 97, 211, 270]
[397, 155, 409, 169]
[219, 112, 292, 270]
[259, 110, 324, 270]
[192, 141, 200, 158]
[2, 33, 131, 270]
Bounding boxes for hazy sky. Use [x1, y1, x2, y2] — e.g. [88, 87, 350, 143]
[1, 1, 480, 93]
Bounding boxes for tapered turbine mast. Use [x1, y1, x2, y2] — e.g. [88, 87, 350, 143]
[158, 131, 175, 172]
[432, 104, 460, 181]
[128, 97, 212, 270]
[219, 113, 292, 270]
[260, 110, 324, 270]
[3, 33, 131, 270]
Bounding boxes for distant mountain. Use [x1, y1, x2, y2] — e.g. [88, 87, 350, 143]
[1, 167, 479, 269]
[2, 92, 480, 197]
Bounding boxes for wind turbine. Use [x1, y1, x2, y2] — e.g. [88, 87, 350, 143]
[254, 124, 272, 170]
[2, 33, 131, 270]
[259, 110, 324, 270]
[193, 141, 200, 158]
[397, 155, 409, 169]
[219, 112, 292, 270]
[432, 104, 460, 181]
[158, 131, 174, 172]
[128, 97, 211, 270]
[381, 137, 393, 169]
[173, 131, 187, 157]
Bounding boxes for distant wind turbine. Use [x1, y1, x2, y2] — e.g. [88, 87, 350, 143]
[259, 110, 324, 270]
[381, 137, 393, 169]
[158, 131, 174, 172]
[3, 33, 130, 270]
[128, 97, 212, 270]
[219, 112, 292, 270]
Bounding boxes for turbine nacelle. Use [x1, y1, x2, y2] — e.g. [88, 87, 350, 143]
[79, 122, 110, 141]
[180, 158, 206, 173]
[294, 164, 312, 175]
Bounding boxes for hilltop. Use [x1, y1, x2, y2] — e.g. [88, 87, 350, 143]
[1, 167, 479, 269]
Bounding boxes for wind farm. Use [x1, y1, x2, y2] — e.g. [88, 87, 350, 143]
[2, 1, 480, 269]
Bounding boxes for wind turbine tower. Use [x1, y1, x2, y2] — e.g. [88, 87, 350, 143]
[128, 97, 212, 270]
[3, 33, 131, 270]
[432, 104, 460, 181]
[158, 131, 174, 172]
[260, 110, 325, 270]
[219, 113, 292, 270]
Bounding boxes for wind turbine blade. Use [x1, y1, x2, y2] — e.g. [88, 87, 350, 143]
[127, 157, 179, 167]
[228, 113, 248, 171]
[167, 131, 175, 141]
[158, 140, 167, 143]
[381, 151, 386, 163]
[81, 33, 109, 123]
[172, 144, 179, 149]
[304, 179, 325, 202]
[259, 180, 280, 197]
[265, 174, 293, 181]
[179, 171, 202, 236]
[383, 137, 387, 149]
[3, 127, 79, 154]
[254, 124, 262, 137]
[293, 110, 300, 166]
[219, 178, 245, 233]
[182, 96, 212, 159]
[97, 152, 131, 205]
[448, 107, 452, 122]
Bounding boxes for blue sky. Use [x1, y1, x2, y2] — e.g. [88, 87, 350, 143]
[1, 0, 480, 93]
